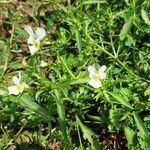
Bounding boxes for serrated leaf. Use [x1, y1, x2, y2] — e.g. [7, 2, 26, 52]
[76, 115, 101, 150]
[108, 92, 133, 109]
[124, 126, 136, 149]
[133, 112, 149, 137]
[109, 108, 121, 127]
[19, 94, 54, 121]
[144, 86, 150, 96]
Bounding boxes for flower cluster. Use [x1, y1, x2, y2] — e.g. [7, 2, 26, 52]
[8, 25, 47, 95]
[7, 24, 107, 95]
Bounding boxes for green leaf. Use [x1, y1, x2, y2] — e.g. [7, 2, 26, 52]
[76, 115, 101, 150]
[58, 56, 75, 79]
[144, 86, 150, 96]
[75, 30, 82, 52]
[141, 9, 150, 25]
[69, 77, 89, 85]
[19, 94, 54, 121]
[9, 60, 22, 69]
[108, 92, 133, 109]
[124, 126, 136, 149]
[133, 112, 149, 137]
[81, 0, 107, 5]
[54, 90, 68, 140]
[109, 108, 122, 129]
[119, 17, 132, 40]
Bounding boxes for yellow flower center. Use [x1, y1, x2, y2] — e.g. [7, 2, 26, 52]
[92, 74, 99, 81]
[34, 41, 39, 49]
[16, 85, 22, 92]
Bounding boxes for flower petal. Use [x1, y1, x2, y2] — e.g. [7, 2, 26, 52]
[98, 65, 106, 79]
[13, 76, 20, 85]
[8, 86, 20, 95]
[36, 27, 46, 41]
[27, 36, 34, 45]
[88, 66, 96, 78]
[88, 79, 102, 88]
[28, 40, 40, 55]
[24, 25, 35, 37]
[28, 45, 38, 55]
[99, 65, 106, 73]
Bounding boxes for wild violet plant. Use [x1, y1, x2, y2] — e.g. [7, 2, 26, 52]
[0, 1, 150, 150]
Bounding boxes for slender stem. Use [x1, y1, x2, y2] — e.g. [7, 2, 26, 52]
[76, 120, 84, 150]
[109, 26, 117, 57]
[87, 34, 116, 59]
[59, 56, 76, 79]
[86, 34, 150, 82]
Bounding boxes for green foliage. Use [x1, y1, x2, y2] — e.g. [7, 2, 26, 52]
[0, 0, 150, 149]
[124, 126, 138, 150]
[76, 115, 101, 150]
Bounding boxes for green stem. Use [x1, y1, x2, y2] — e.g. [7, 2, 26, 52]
[76, 119, 84, 150]
[109, 25, 117, 57]
[58, 56, 76, 79]
[54, 89, 68, 140]
[86, 34, 150, 82]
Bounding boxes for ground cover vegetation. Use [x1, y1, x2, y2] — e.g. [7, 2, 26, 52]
[0, 0, 150, 149]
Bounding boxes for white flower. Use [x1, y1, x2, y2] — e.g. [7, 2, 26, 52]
[24, 25, 46, 55]
[8, 72, 29, 95]
[88, 65, 106, 88]
[39, 60, 48, 67]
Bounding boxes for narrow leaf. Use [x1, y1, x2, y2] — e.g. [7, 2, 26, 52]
[141, 9, 150, 25]
[82, 0, 107, 5]
[76, 115, 101, 150]
[19, 94, 54, 121]
[54, 90, 68, 140]
[69, 77, 89, 85]
[133, 112, 149, 137]
[75, 30, 82, 52]
[124, 126, 136, 149]
[108, 92, 133, 109]
[144, 86, 150, 96]
[119, 18, 132, 40]
[58, 56, 75, 79]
